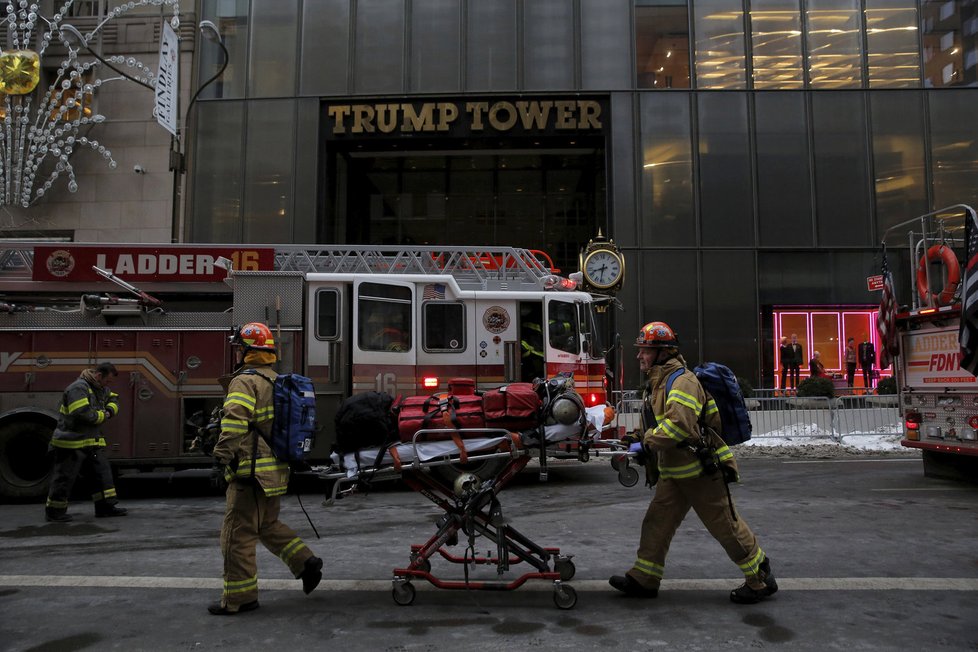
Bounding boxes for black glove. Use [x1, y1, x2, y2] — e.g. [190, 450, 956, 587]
[209, 464, 228, 491]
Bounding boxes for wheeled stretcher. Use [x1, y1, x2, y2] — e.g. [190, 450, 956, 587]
[319, 406, 614, 609]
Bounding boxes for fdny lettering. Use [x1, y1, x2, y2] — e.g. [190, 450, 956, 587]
[928, 352, 961, 372]
[328, 99, 602, 135]
[0, 351, 22, 373]
[96, 253, 218, 276]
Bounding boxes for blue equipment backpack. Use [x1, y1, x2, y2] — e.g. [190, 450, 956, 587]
[665, 363, 752, 446]
[245, 371, 318, 462]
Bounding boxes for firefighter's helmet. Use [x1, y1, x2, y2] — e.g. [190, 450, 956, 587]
[635, 321, 679, 348]
[231, 322, 276, 352]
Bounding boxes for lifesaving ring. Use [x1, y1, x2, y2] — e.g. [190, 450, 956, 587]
[916, 244, 960, 306]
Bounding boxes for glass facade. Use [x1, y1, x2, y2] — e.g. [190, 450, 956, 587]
[188, 0, 978, 388]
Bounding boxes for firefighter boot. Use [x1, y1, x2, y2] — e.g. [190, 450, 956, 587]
[207, 600, 260, 616]
[609, 574, 658, 598]
[300, 556, 323, 595]
[95, 502, 128, 518]
[730, 558, 779, 604]
[45, 508, 72, 523]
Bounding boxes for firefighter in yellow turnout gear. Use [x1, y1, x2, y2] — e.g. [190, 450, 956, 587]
[208, 322, 323, 616]
[610, 321, 778, 604]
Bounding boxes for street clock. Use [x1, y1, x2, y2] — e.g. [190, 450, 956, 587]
[579, 231, 624, 293]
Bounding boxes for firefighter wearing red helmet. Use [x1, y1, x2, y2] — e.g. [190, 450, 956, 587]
[609, 320, 778, 604]
[208, 322, 323, 615]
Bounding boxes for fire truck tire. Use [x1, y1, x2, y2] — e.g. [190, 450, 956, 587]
[0, 420, 54, 499]
[921, 450, 978, 483]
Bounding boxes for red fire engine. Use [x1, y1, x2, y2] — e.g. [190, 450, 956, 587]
[885, 205, 978, 480]
[0, 243, 611, 498]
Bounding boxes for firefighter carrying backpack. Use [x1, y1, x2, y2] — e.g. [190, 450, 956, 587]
[245, 371, 318, 462]
[665, 363, 752, 446]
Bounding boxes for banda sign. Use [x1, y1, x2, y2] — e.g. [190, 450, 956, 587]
[867, 275, 884, 291]
[32, 246, 275, 282]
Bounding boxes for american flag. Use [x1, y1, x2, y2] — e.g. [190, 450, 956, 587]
[877, 247, 899, 370]
[959, 212, 978, 376]
[422, 283, 445, 300]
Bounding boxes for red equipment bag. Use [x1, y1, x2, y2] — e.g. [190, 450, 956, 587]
[483, 382, 542, 431]
[395, 393, 486, 442]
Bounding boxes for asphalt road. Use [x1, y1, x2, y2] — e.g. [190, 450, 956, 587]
[1, 456, 976, 651]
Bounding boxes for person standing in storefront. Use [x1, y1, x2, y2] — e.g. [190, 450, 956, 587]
[778, 336, 791, 394]
[859, 337, 876, 391]
[845, 337, 857, 389]
[785, 334, 803, 391]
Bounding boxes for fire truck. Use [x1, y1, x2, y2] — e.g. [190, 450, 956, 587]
[0, 243, 611, 498]
[885, 205, 978, 480]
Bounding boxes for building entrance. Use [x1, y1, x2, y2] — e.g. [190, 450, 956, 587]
[325, 141, 606, 273]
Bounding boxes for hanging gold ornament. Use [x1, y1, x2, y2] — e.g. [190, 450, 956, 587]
[0, 50, 41, 95]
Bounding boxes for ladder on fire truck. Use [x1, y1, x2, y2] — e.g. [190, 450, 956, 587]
[0, 243, 562, 292]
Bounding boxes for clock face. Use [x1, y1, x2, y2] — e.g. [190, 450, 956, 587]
[583, 249, 623, 289]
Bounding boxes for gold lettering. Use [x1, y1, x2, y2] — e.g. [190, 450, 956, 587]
[516, 100, 553, 129]
[437, 102, 459, 131]
[351, 105, 376, 134]
[402, 103, 436, 132]
[554, 101, 576, 129]
[467, 102, 489, 130]
[578, 100, 602, 129]
[327, 105, 351, 135]
[488, 101, 517, 131]
[376, 104, 398, 133]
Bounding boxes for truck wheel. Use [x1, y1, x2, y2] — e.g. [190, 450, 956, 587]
[0, 421, 54, 499]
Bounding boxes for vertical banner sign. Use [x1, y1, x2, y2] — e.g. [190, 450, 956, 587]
[155, 22, 179, 136]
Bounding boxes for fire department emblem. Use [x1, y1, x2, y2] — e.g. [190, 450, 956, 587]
[45, 249, 75, 278]
[482, 306, 510, 334]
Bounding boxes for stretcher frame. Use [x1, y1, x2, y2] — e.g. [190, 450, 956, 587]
[320, 426, 594, 609]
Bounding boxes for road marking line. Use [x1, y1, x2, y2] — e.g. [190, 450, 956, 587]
[781, 459, 920, 464]
[870, 487, 976, 492]
[1, 576, 976, 592]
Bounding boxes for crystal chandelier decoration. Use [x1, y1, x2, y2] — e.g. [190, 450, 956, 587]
[0, 0, 180, 207]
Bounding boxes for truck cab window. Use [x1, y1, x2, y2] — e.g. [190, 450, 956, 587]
[548, 300, 579, 355]
[315, 288, 339, 339]
[358, 283, 412, 352]
[424, 302, 465, 352]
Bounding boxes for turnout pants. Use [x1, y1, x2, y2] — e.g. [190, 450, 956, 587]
[219, 480, 315, 609]
[627, 473, 767, 591]
[45, 447, 118, 515]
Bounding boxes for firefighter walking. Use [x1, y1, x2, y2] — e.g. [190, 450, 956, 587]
[610, 321, 778, 604]
[44, 362, 128, 522]
[208, 322, 323, 616]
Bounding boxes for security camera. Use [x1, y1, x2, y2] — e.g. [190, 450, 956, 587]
[133, 164, 145, 174]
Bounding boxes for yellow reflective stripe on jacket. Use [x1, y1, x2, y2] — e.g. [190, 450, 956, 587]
[220, 417, 249, 434]
[278, 537, 308, 564]
[224, 392, 256, 410]
[50, 436, 106, 449]
[66, 397, 90, 413]
[633, 558, 664, 578]
[716, 444, 733, 462]
[253, 405, 274, 423]
[232, 457, 288, 476]
[659, 460, 703, 479]
[222, 575, 258, 596]
[704, 398, 719, 418]
[667, 388, 703, 414]
[738, 548, 765, 577]
[659, 417, 693, 442]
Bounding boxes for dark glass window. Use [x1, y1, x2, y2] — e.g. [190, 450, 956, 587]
[928, 90, 978, 209]
[548, 300, 580, 354]
[749, 0, 803, 89]
[639, 93, 694, 246]
[581, 0, 631, 89]
[870, 91, 928, 237]
[465, 0, 517, 90]
[249, 0, 298, 97]
[635, 0, 690, 89]
[190, 101, 244, 242]
[243, 100, 295, 242]
[638, 250, 700, 358]
[693, 0, 746, 89]
[410, 0, 461, 92]
[523, 0, 575, 89]
[424, 302, 465, 352]
[358, 283, 412, 352]
[698, 92, 753, 246]
[316, 289, 340, 340]
[199, 0, 249, 100]
[865, 0, 920, 87]
[806, 0, 863, 88]
[755, 92, 812, 247]
[354, 0, 405, 93]
[921, 0, 978, 87]
[812, 93, 872, 246]
[702, 251, 757, 382]
[300, 0, 350, 95]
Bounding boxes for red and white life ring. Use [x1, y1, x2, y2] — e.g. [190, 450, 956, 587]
[916, 244, 960, 306]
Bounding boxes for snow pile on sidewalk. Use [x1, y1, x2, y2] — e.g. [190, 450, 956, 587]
[736, 423, 914, 459]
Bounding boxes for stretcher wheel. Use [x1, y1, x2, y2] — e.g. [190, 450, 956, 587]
[392, 581, 416, 606]
[555, 558, 576, 581]
[618, 465, 640, 487]
[553, 584, 577, 610]
[610, 454, 623, 471]
[414, 558, 432, 574]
